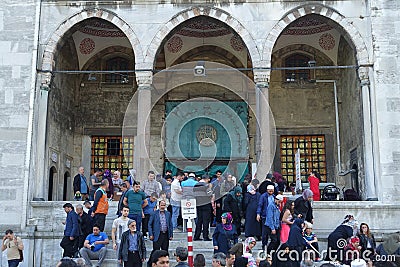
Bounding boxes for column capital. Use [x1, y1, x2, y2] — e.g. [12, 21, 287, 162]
[39, 72, 52, 91]
[135, 70, 153, 86]
[358, 66, 370, 86]
[254, 70, 270, 88]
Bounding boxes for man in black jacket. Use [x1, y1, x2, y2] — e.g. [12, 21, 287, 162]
[118, 219, 146, 267]
[75, 204, 93, 252]
[193, 174, 213, 241]
[73, 166, 89, 201]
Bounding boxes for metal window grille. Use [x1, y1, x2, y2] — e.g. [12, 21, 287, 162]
[280, 135, 326, 183]
[91, 136, 134, 178]
[284, 54, 311, 82]
[105, 57, 129, 83]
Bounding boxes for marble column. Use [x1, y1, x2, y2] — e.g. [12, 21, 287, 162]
[358, 67, 378, 200]
[254, 71, 272, 178]
[33, 73, 51, 200]
[134, 71, 153, 181]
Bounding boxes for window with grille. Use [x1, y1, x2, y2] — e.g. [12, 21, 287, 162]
[105, 57, 129, 83]
[284, 54, 311, 82]
[280, 135, 326, 183]
[91, 136, 134, 178]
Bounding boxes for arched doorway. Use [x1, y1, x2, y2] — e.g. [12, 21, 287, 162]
[48, 166, 57, 201]
[152, 16, 255, 180]
[63, 171, 71, 201]
[45, 16, 137, 187]
[269, 14, 364, 196]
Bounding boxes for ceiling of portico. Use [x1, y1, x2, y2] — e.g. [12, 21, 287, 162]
[156, 16, 250, 70]
[70, 19, 132, 70]
[273, 15, 343, 65]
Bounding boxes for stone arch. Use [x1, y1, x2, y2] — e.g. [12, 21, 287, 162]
[41, 8, 144, 72]
[144, 6, 260, 69]
[262, 4, 369, 67]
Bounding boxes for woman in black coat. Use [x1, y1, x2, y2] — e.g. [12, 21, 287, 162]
[244, 184, 261, 239]
[326, 214, 357, 262]
[293, 189, 313, 223]
[223, 186, 243, 235]
[287, 218, 306, 267]
[271, 243, 296, 267]
[358, 223, 376, 261]
[213, 212, 238, 255]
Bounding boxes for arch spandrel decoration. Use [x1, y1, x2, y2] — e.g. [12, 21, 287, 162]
[262, 4, 370, 68]
[144, 6, 261, 70]
[41, 8, 143, 72]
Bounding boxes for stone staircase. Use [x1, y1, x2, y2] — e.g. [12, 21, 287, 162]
[28, 201, 346, 267]
[88, 212, 329, 267]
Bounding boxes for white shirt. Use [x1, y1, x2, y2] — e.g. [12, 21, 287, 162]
[170, 179, 182, 202]
[112, 217, 130, 243]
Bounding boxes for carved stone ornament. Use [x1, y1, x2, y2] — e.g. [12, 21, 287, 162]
[196, 125, 217, 146]
[51, 152, 58, 163]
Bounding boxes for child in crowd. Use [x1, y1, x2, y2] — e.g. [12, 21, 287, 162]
[303, 222, 320, 260]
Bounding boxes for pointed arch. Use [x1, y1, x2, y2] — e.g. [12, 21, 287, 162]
[144, 6, 261, 69]
[41, 8, 144, 71]
[262, 4, 369, 67]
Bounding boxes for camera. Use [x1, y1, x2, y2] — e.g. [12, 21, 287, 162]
[90, 244, 95, 251]
[193, 61, 206, 76]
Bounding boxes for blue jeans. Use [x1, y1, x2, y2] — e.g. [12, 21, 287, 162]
[8, 259, 20, 267]
[172, 205, 180, 229]
[128, 213, 142, 232]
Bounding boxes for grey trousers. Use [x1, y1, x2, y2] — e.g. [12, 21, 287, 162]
[116, 242, 122, 267]
[80, 246, 107, 267]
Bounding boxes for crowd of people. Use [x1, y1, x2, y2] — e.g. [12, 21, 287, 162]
[3, 167, 400, 267]
[63, 167, 400, 267]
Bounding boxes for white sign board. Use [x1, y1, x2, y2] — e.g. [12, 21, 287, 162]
[252, 163, 257, 180]
[181, 199, 197, 219]
[295, 149, 302, 192]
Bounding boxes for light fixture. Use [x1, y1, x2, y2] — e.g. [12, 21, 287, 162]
[88, 73, 97, 81]
[194, 61, 206, 76]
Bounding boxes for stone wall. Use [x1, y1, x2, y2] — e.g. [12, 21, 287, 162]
[370, 0, 400, 202]
[0, 1, 36, 225]
[270, 44, 337, 181]
[46, 38, 79, 200]
[336, 36, 364, 195]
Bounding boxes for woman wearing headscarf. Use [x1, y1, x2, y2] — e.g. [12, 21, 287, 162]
[307, 171, 320, 201]
[229, 237, 257, 259]
[244, 184, 262, 239]
[326, 214, 358, 262]
[213, 212, 238, 254]
[287, 218, 306, 267]
[273, 171, 285, 192]
[223, 186, 243, 235]
[271, 243, 295, 267]
[294, 189, 313, 223]
[103, 169, 114, 199]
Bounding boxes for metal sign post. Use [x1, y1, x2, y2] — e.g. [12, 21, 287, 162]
[181, 199, 197, 267]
